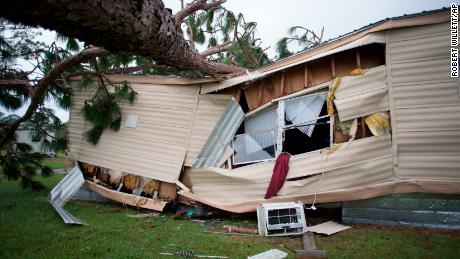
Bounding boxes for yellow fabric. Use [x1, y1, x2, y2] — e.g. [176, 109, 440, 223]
[327, 77, 341, 116]
[350, 68, 364, 76]
[365, 112, 391, 136]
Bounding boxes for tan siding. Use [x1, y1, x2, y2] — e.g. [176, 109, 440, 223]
[185, 95, 231, 166]
[334, 65, 389, 121]
[189, 136, 392, 205]
[68, 83, 200, 183]
[387, 22, 460, 180]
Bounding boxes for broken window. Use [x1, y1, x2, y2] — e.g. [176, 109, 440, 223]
[233, 91, 331, 165]
[282, 92, 331, 155]
[233, 108, 277, 165]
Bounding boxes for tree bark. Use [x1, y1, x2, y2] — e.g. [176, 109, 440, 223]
[0, 0, 243, 75]
[0, 47, 109, 148]
[175, 0, 226, 28]
[199, 41, 233, 58]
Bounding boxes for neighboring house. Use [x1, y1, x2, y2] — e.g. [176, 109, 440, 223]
[66, 8, 459, 216]
[15, 130, 55, 157]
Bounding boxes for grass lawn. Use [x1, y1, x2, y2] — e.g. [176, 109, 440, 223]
[0, 174, 459, 258]
[41, 156, 74, 169]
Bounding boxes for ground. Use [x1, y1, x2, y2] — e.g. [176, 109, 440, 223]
[0, 163, 459, 258]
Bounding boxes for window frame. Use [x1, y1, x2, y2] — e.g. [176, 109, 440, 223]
[232, 89, 333, 165]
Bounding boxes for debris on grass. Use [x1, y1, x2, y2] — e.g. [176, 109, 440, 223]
[126, 212, 161, 218]
[247, 249, 287, 259]
[160, 249, 228, 258]
[223, 224, 258, 235]
[306, 221, 351, 235]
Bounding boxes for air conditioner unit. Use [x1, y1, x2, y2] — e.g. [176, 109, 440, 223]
[257, 201, 307, 236]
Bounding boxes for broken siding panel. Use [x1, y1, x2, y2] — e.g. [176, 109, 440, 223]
[185, 95, 232, 166]
[334, 65, 389, 121]
[279, 156, 393, 196]
[69, 83, 200, 183]
[388, 22, 460, 180]
[193, 98, 245, 167]
[190, 136, 392, 204]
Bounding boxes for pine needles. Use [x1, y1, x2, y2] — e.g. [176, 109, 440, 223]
[81, 76, 136, 145]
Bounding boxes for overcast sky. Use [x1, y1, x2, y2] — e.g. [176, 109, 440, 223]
[165, 0, 453, 57]
[2, 0, 453, 122]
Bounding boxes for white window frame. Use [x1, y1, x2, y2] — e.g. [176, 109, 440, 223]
[232, 90, 333, 165]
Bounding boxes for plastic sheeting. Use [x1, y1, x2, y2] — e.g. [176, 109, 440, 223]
[234, 108, 278, 164]
[285, 93, 327, 137]
[233, 131, 276, 164]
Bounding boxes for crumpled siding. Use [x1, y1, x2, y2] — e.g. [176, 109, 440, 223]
[387, 22, 460, 180]
[193, 97, 245, 168]
[189, 135, 392, 205]
[185, 94, 232, 166]
[334, 65, 389, 121]
[48, 166, 85, 224]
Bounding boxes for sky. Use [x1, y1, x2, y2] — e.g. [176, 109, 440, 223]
[2, 0, 454, 122]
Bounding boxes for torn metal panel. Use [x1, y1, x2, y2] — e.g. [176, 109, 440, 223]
[179, 180, 460, 213]
[333, 65, 389, 121]
[189, 136, 392, 206]
[48, 166, 85, 225]
[193, 97, 245, 168]
[185, 94, 233, 166]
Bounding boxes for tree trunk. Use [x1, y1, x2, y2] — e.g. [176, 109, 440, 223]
[0, 0, 244, 75]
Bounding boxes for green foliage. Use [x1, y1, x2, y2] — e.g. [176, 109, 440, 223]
[81, 80, 136, 145]
[276, 37, 292, 59]
[276, 26, 324, 59]
[56, 32, 81, 52]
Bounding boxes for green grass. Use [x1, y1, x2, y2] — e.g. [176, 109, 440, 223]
[0, 175, 459, 259]
[41, 157, 70, 169]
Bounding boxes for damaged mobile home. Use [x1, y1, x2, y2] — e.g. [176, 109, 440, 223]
[58, 9, 460, 221]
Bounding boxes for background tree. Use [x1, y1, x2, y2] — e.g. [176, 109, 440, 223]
[276, 26, 324, 59]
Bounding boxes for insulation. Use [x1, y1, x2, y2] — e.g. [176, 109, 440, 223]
[365, 112, 391, 136]
[334, 65, 389, 121]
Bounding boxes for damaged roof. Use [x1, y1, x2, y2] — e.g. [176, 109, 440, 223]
[200, 8, 450, 94]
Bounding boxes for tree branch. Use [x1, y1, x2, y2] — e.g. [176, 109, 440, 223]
[0, 47, 109, 148]
[0, 0, 244, 75]
[0, 79, 34, 95]
[175, 0, 226, 28]
[199, 41, 233, 58]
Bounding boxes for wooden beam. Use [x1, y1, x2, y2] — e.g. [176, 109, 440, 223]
[356, 49, 361, 68]
[281, 72, 286, 95]
[303, 232, 317, 250]
[304, 64, 310, 88]
[330, 56, 336, 77]
[85, 180, 167, 211]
